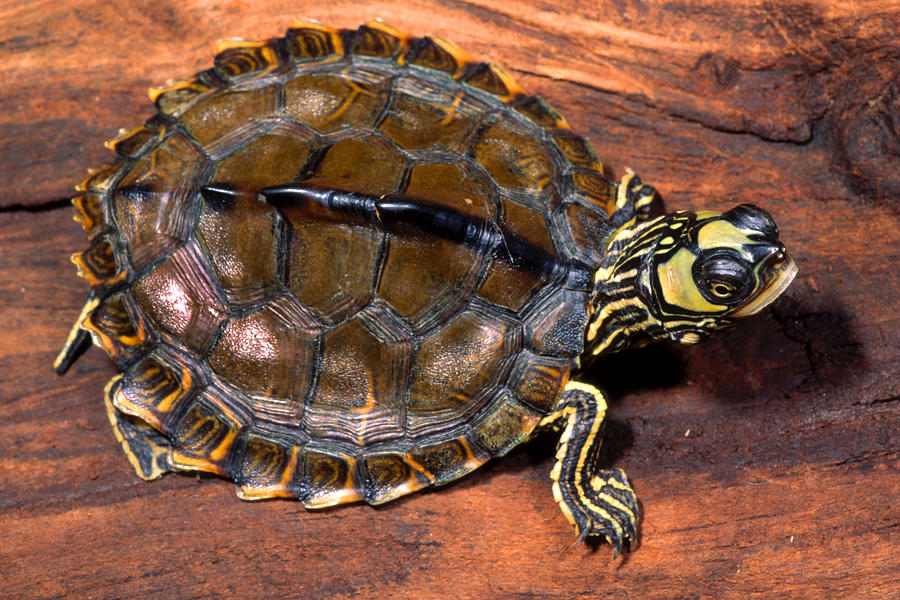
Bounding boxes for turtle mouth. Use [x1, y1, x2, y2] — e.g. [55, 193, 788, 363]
[730, 255, 797, 318]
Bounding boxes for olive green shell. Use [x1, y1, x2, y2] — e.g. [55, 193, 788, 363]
[70, 21, 618, 506]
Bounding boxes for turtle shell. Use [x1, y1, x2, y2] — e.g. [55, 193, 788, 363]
[67, 21, 619, 506]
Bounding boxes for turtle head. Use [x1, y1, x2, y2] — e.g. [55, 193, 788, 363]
[587, 204, 797, 355]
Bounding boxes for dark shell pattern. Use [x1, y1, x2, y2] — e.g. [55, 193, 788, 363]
[70, 21, 620, 506]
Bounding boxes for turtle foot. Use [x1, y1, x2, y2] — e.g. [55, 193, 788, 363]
[572, 468, 640, 557]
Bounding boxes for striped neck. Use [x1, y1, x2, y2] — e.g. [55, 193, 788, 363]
[585, 215, 669, 355]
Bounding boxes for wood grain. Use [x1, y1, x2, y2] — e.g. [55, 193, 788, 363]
[1, 1, 898, 598]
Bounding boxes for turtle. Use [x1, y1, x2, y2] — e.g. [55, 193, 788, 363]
[55, 21, 797, 555]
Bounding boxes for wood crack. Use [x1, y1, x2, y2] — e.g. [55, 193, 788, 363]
[0, 198, 73, 213]
[508, 66, 817, 145]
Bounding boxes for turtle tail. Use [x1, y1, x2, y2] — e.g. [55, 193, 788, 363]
[55, 163, 133, 374]
[53, 293, 98, 374]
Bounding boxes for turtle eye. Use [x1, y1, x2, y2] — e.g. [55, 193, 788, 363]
[709, 280, 736, 298]
[695, 253, 752, 304]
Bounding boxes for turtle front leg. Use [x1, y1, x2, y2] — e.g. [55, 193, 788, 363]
[541, 381, 639, 555]
[609, 172, 655, 227]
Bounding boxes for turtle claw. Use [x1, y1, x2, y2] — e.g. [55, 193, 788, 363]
[580, 520, 636, 559]
[597, 526, 626, 560]
[572, 468, 640, 556]
[580, 521, 634, 560]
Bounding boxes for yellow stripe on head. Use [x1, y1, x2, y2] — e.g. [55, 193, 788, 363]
[588, 203, 794, 355]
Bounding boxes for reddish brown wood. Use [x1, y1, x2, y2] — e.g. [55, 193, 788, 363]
[1, 1, 898, 598]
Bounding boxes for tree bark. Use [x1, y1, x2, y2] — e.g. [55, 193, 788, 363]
[1, 2, 898, 598]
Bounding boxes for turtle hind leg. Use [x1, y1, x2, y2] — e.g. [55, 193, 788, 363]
[103, 376, 173, 480]
[541, 381, 639, 557]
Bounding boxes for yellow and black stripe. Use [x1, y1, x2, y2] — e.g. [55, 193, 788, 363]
[587, 196, 794, 356]
[541, 381, 639, 555]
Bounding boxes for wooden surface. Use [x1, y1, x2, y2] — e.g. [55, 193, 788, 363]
[2, 1, 899, 598]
